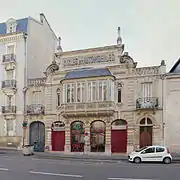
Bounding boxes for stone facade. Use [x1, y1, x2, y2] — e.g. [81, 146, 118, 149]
[25, 42, 166, 154]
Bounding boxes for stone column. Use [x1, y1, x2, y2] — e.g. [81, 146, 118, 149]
[127, 126, 135, 153]
[45, 127, 52, 151]
[65, 122, 71, 153]
[84, 121, 90, 154]
[105, 123, 111, 155]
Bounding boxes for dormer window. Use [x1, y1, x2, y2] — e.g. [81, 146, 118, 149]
[6, 18, 17, 34]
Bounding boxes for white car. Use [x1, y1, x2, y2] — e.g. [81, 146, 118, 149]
[128, 145, 172, 164]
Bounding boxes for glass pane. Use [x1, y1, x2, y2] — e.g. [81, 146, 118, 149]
[87, 82, 91, 102]
[112, 120, 127, 126]
[77, 83, 80, 102]
[99, 82, 102, 101]
[92, 82, 96, 101]
[103, 81, 107, 101]
[140, 118, 145, 124]
[67, 84, 70, 103]
[147, 118, 152, 124]
[82, 82, 85, 102]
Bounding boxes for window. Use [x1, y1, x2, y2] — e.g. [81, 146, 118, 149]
[156, 147, 164, 153]
[32, 91, 40, 104]
[56, 88, 60, 106]
[6, 70, 14, 80]
[66, 84, 70, 103]
[81, 82, 85, 102]
[142, 147, 155, 154]
[7, 120, 14, 136]
[7, 45, 15, 54]
[92, 82, 96, 101]
[142, 82, 152, 98]
[99, 81, 102, 101]
[71, 84, 75, 103]
[118, 89, 121, 103]
[77, 83, 81, 102]
[103, 81, 107, 101]
[87, 82, 92, 102]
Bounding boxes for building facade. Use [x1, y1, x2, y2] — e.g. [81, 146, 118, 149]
[165, 59, 180, 153]
[25, 28, 166, 154]
[0, 13, 58, 148]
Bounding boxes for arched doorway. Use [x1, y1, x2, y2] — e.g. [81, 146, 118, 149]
[71, 121, 85, 152]
[29, 121, 45, 152]
[111, 119, 127, 153]
[51, 121, 65, 151]
[139, 118, 153, 148]
[90, 121, 105, 152]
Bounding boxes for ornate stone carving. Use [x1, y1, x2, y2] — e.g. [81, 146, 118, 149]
[135, 66, 159, 75]
[119, 52, 137, 68]
[45, 60, 59, 76]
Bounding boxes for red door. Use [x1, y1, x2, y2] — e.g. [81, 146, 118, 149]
[111, 130, 127, 153]
[52, 131, 65, 151]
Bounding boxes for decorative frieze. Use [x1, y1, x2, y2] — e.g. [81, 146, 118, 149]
[135, 66, 159, 75]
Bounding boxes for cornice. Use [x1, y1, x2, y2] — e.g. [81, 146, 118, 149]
[0, 32, 25, 42]
[55, 44, 124, 56]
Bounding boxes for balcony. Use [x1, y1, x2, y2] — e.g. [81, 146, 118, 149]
[2, 54, 16, 63]
[59, 101, 116, 117]
[26, 104, 45, 115]
[136, 97, 158, 110]
[2, 80, 16, 89]
[2, 106, 16, 114]
[2, 54, 16, 70]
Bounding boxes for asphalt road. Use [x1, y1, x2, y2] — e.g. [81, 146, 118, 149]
[0, 153, 179, 180]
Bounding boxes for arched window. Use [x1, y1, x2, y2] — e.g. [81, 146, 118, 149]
[57, 88, 60, 106]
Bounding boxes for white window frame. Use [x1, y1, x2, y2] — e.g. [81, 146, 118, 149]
[5, 43, 16, 54]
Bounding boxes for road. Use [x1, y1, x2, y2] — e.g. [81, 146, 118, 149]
[0, 153, 179, 180]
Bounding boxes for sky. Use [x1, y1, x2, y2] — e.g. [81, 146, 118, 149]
[0, 0, 180, 71]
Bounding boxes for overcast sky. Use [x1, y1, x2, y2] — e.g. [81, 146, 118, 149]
[0, 0, 179, 70]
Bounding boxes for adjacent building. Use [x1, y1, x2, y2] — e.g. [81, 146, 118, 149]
[0, 13, 58, 148]
[25, 27, 166, 154]
[165, 58, 180, 153]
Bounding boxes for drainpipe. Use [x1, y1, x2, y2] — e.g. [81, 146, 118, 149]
[161, 74, 166, 146]
[22, 33, 28, 147]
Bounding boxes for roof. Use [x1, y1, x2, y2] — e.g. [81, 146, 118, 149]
[64, 68, 113, 80]
[0, 18, 28, 34]
[169, 58, 180, 73]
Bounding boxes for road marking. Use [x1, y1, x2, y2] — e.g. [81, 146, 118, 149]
[29, 171, 83, 178]
[108, 178, 158, 180]
[0, 168, 9, 171]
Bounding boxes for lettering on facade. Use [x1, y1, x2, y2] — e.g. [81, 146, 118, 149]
[62, 53, 115, 67]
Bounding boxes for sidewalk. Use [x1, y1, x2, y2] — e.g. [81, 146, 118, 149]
[34, 151, 180, 162]
[34, 152, 128, 162]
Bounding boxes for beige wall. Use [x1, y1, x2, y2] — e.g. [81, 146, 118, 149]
[165, 75, 180, 153]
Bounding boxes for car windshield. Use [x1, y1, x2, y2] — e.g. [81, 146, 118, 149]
[135, 146, 147, 152]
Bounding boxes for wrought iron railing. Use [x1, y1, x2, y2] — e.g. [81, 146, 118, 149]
[2, 54, 16, 63]
[26, 104, 45, 115]
[2, 106, 16, 113]
[136, 97, 158, 109]
[2, 80, 17, 89]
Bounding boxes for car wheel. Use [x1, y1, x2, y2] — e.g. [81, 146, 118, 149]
[134, 157, 141, 164]
[163, 157, 171, 164]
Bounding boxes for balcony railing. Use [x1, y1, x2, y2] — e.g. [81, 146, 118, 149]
[136, 97, 158, 109]
[60, 101, 115, 114]
[2, 106, 16, 114]
[2, 54, 16, 63]
[2, 80, 17, 89]
[26, 104, 45, 115]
